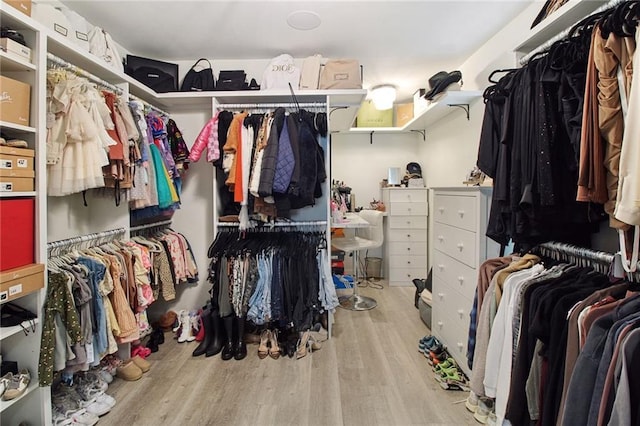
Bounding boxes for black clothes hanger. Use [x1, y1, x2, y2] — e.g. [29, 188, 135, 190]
[488, 68, 519, 84]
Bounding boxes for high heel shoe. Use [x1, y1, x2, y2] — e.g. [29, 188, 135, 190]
[258, 329, 270, 359]
[296, 330, 311, 359]
[309, 335, 322, 351]
[268, 329, 281, 360]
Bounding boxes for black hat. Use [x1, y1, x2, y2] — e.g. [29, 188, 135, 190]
[424, 70, 462, 100]
[406, 162, 422, 178]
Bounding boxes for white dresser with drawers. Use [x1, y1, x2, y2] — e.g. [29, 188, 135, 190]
[431, 187, 499, 377]
[381, 187, 428, 287]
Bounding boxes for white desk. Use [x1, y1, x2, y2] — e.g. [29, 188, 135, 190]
[331, 212, 372, 229]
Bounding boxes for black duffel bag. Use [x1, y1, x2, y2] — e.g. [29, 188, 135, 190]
[125, 55, 178, 93]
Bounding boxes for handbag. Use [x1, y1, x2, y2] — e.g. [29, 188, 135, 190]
[319, 59, 362, 89]
[125, 55, 178, 93]
[216, 70, 247, 91]
[180, 58, 215, 92]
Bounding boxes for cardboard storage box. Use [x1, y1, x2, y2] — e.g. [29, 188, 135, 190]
[0, 76, 31, 126]
[0, 264, 44, 303]
[0, 176, 34, 192]
[2, 0, 32, 16]
[0, 38, 32, 62]
[356, 100, 393, 128]
[395, 103, 414, 127]
[0, 146, 34, 178]
[0, 198, 34, 270]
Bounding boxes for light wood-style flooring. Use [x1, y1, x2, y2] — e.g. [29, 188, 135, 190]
[100, 283, 476, 426]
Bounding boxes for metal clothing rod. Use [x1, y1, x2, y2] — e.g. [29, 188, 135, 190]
[537, 241, 615, 270]
[217, 220, 327, 227]
[518, 0, 627, 65]
[46, 53, 123, 94]
[129, 94, 171, 118]
[47, 227, 127, 256]
[217, 102, 326, 110]
[129, 219, 173, 233]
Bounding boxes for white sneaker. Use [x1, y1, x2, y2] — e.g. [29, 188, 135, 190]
[71, 409, 99, 425]
[85, 399, 112, 417]
[465, 391, 479, 413]
[96, 392, 116, 408]
[2, 369, 30, 400]
[473, 398, 494, 424]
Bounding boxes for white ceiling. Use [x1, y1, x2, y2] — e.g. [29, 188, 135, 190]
[61, 0, 533, 101]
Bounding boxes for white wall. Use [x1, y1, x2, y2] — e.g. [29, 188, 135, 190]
[145, 110, 214, 319]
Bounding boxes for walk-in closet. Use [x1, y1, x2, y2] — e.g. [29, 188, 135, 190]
[0, 0, 639, 425]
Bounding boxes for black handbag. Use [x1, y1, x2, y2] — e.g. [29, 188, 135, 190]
[125, 55, 178, 93]
[180, 58, 215, 92]
[216, 70, 248, 91]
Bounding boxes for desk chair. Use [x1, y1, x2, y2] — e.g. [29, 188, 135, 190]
[331, 209, 384, 310]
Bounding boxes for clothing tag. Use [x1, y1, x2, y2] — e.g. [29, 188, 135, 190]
[85, 342, 95, 364]
[46, 112, 56, 129]
[613, 252, 626, 278]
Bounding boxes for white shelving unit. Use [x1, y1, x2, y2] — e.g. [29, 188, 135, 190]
[348, 90, 482, 139]
[0, 2, 49, 425]
[514, 0, 609, 55]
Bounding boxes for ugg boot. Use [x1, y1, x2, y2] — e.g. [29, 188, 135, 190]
[187, 311, 198, 342]
[206, 310, 224, 357]
[233, 316, 247, 360]
[177, 310, 192, 343]
[220, 315, 235, 360]
[192, 309, 211, 357]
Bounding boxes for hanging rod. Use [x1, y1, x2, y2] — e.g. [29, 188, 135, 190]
[47, 227, 127, 256]
[130, 219, 173, 233]
[518, 0, 626, 65]
[217, 102, 326, 110]
[46, 53, 123, 94]
[537, 241, 614, 264]
[129, 94, 171, 117]
[217, 220, 327, 227]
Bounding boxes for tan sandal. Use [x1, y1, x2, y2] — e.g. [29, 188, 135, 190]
[268, 329, 281, 359]
[258, 329, 270, 359]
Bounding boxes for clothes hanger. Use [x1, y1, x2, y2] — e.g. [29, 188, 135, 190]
[487, 68, 519, 84]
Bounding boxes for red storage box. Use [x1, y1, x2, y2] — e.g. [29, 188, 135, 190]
[0, 198, 34, 270]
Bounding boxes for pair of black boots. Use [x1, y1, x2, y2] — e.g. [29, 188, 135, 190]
[221, 315, 247, 361]
[192, 309, 224, 358]
[192, 311, 247, 360]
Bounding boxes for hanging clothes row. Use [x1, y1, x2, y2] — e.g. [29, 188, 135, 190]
[475, 1, 640, 251]
[45, 55, 190, 216]
[206, 226, 338, 332]
[465, 242, 639, 426]
[189, 105, 328, 229]
[40, 227, 198, 387]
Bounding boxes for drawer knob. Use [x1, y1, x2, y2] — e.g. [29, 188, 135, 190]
[457, 342, 464, 349]
[438, 292, 444, 299]
[457, 309, 464, 318]
[457, 243, 464, 250]
[407, 261, 411, 265]
[438, 207, 444, 213]
[408, 208, 412, 212]
[437, 321, 444, 328]
[407, 274, 411, 278]
[438, 235, 444, 242]
[438, 264, 444, 270]
[407, 234, 411, 238]
[407, 247, 411, 251]
[458, 210, 465, 217]
[406, 221, 411, 225]
[458, 276, 464, 283]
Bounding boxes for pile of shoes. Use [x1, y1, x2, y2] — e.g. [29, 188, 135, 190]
[465, 391, 497, 425]
[51, 371, 116, 425]
[418, 335, 470, 391]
